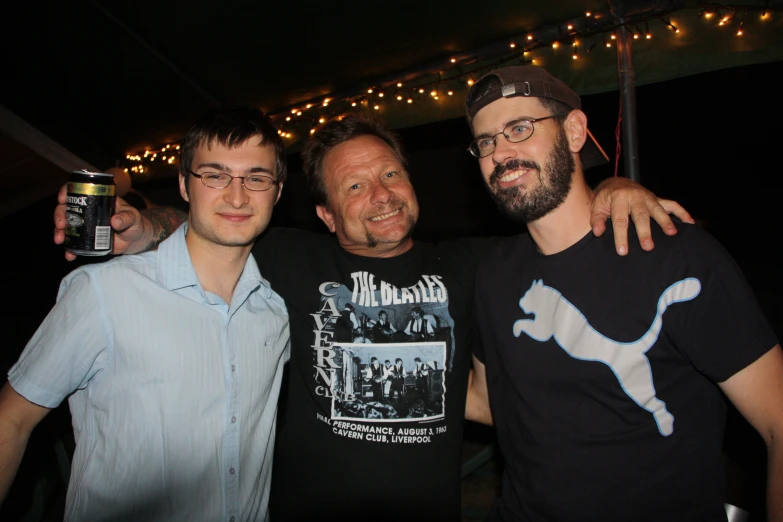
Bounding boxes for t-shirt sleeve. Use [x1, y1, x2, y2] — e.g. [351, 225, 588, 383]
[8, 270, 109, 408]
[668, 229, 778, 383]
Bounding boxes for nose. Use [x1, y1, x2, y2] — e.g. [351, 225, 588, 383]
[491, 133, 517, 165]
[369, 179, 393, 205]
[224, 177, 250, 208]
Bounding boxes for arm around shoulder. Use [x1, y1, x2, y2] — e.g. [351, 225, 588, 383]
[0, 382, 51, 505]
[719, 344, 783, 522]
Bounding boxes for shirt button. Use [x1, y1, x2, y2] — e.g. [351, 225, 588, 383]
[229, 467, 235, 475]
[231, 416, 237, 423]
[231, 365, 236, 371]
[264, 340, 269, 346]
[229, 517, 235, 522]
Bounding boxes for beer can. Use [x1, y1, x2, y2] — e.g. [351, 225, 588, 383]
[65, 169, 116, 256]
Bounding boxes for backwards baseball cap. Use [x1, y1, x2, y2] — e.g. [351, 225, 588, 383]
[465, 65, 609, 170]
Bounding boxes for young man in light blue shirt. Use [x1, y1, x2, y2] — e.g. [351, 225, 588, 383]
[0, 105, 290, 522]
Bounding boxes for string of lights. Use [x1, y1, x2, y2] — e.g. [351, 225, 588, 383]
[124, 2, 778, 176]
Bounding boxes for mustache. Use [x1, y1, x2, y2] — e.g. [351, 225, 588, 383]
[490, 158, 540, 184]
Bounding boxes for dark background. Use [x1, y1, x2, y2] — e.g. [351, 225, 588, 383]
[1, 60, 781, 520]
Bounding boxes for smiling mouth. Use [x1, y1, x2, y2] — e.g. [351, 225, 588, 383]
[368, 208, 401, 222]
[497, 169, 530, 183]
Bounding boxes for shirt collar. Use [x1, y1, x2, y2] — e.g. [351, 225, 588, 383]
[156, 223, 274, 298]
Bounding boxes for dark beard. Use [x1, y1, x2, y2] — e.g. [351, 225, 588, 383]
[487, 129, 575, 223]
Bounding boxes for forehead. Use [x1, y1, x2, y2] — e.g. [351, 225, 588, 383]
[192, 137, 274, 168]
[322, 135, 401, 182]
[471, 96, 547, 135]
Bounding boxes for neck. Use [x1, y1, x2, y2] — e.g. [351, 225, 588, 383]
[185, 230, 252, 303]
[526, 174, 594, 255]
[340, 237, 414, 258]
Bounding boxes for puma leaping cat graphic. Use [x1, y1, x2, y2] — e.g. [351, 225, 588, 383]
[513, 278, 701, 436]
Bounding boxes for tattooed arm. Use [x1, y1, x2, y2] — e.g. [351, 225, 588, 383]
[54, 184, 186, 260]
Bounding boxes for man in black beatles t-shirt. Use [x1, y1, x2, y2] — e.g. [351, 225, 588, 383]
[466, 65, 783, 521]
[51, 110, 696, 521]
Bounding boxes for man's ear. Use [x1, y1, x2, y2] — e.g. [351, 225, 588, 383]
[179, 174, 190, 203]
[315, 204, 336, 233]
[273, 183, 284, 206]
[564, 109, 589, 154]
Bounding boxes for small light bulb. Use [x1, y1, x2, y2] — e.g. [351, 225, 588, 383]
[433, 96, 438, 100]
[374, 105, 380, 110]
[633, 33, 639, 39]
[407, 99, 413, 103]
[291, 109, 297, 114]
[737, 29, 743, 36]
[610, 34, 616, 40]
[351, 102, 357, 107]
[527, 34, 533, 40]
[397, 82, 403, 87]
[448, 91, 453, 96]
[646, 33, 651, 39]
[509, 43, 516, 48]
[585, 11, 591, 17]
[297, 111, 302, 116]
[552, 41, 559, 49]
[467, 79, 474, 85]
[367, 89, 373, 93]
[286, 116, 291, 121]
[396, 95, 402, 100]
[378, 92, 384, 97]
[572, 54, 577, 59]
[306, 104, 312, 109]
[451, 57, 456, 62]
[567, 24, 573, 30]
[319, 117, 325, 123]
[310, 129, 316, 134]
[419, 88, 425, 93]
[430, 90, 437, 96]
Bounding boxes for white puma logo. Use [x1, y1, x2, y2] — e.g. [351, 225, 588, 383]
[513, 278, 701, 436]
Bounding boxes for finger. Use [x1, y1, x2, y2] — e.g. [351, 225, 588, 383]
[57, 183, 68, 204]
[629, 197, 654, 251]
[590, 208, 609, 237]
[53, 226, 65, 245]
[53, 204, 68, 231]
[65, 251, 76, 262]
[648, 200, 678, 236]
[658, 198, 695, 225]
[610, 210, 630, 256]
[111, 211, 135, 232]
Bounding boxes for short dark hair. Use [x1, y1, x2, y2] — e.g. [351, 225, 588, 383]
[179, 105, 286, 185]
[395, 358, 403, 364]
[467, 75, 572, 126]
[301, 114, 408, 206]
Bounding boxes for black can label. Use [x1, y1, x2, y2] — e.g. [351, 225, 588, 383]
[65, 182, 116, 256]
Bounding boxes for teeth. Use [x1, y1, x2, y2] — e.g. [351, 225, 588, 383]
[499, 170, 527, 183]
[369, 209, 401, 221]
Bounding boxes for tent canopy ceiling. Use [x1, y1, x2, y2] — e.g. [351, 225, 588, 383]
[4, 0, 783, 170]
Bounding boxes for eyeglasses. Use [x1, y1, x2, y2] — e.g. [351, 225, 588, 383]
[467, 114, 568, 158]
[186, 168, 279, 192]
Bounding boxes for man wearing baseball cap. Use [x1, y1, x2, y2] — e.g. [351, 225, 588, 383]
[466, 65, 783, 521]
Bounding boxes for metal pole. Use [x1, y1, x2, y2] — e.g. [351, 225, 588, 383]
[615, 25, 641, 182]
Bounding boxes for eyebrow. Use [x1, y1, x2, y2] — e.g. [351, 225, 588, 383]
[195, 162, 275, 176]
[474, 115, 536, 139]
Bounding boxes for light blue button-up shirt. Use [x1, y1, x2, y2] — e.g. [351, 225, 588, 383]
[9, 224, 289, 522]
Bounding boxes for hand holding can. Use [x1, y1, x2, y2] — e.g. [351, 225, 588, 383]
[65, 170, 116, 256]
